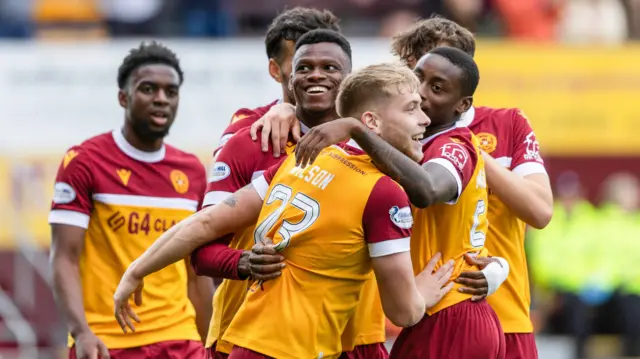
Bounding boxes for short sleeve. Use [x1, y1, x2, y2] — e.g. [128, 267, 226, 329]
[48, 146, 94, 229]
[362, 176, 412, 258]
[510, 109, 547, 177]
[203, 130, 259, 208]
[251, 156, 288, 201]
[423, 136, 478, 203]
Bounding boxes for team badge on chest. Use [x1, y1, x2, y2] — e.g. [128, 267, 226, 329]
[476, 132, 497, 154]
[170, 169, 189, 194]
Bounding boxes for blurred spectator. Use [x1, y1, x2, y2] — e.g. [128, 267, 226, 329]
[599, 173, 640, 357]
[181, 0, 236, 37]
[492, 0, 561, 41]
[529, 171, 617, 359]
[443, 0, 485, 32]
[100, 0, 164, 36]
[621, 0, 640, 39]
[32, 0, 107, 39]
[558, 0, 627, 44]
[0, 0, 33, 38]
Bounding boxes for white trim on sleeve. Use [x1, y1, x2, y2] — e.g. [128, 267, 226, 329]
[512, 162, 547, 177]
[368, 237, 411, 258]
[48, 210, 91, 229]
[427, 158, 463, 205]
[251, 175, 270, 200]
[202, 191, 232, 207]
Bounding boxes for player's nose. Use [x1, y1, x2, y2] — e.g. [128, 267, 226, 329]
[419, 110, 431, 127]
[153, 89, 169, 105]
[306, 68, 327, 82]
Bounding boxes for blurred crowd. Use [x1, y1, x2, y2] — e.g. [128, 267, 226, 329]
[1, 0, 639, 43]
[528, 171, 640, 358]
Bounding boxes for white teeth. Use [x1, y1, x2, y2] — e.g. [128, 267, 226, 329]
[412, 134, 423, 141]
[306, 86, 328, 94]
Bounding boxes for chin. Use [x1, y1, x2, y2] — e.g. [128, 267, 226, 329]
[302, 102, 332, 114]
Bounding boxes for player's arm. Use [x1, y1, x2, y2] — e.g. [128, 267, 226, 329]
[294, 118, 458, 208]
[48, 148, 110, 357]
[249, 102, 301, 156]
[185, 256, 213, 342]
[190, 132, 262, 280]
[365, 177, 455, 327]
[482, 110, 553, 229]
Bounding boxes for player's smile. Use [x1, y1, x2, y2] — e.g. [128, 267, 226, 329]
[149, 108, 171, 127]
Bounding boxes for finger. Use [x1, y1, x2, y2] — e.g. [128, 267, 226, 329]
[250, 262, 286, 274]
[301, 135, 326, 168]
[98, 342, 111, 359]
[463, 253, 479, 265]
[292, 121, 302, 142]
[437, 267, 454, 286]
[250, 120, 263, 141]
[294, 133, 313, 167]
[277, 119, 289, 154]
[457, 286, 485, 295]
[121, 304, 136, 333]
[455, 277, 486, 288]
[307, 143, 325, 167]
[134, 287, 143, 307]
[86, 347, 98, 359]
[252, 243, 279, 255]
[249, 254, 285, 265]
[126, 302, 141, 323]
[423, 252, 442, 274]
[457, 271, 485, 280]
[440, 282, 455, 296]
[261, 119, 272, 152]
[271, 121, 282, 157]
[471, 294, 487, 302]
[114, 302, 128, 333]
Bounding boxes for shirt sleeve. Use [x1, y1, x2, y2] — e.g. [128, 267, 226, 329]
[203, 130, 258, 208]
[190, 235, 246, 280]
[422, 135, 478, 204]
[48, 146, 94, 229]
[362, 176, 412, 258]
[251, 156, 288, 201]
[212, 110, 261, 159]
[510, 109, 547, 177]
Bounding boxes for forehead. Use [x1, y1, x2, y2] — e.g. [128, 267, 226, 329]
[415, 54, 462, 82]
[131, 64, 180, 85]
[293, 42, 349, 66]
[385, 86, 420, 105]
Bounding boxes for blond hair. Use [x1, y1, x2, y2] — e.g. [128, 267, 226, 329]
[337, 62, 419, 118]
[391, 15, 475, 65]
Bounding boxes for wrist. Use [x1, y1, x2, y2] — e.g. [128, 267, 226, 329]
[237, 251, 251, 280]
[70, 325, 92, 339]
[348, 118, 367, 138]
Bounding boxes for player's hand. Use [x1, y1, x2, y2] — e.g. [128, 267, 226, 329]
[415, 252, 455, 309]
[74, 331, 110, 359]
[294, 118, 360, 168]
[250, 103, 300, 157]
[455, 253, 500, 301]
[113, 270, 143, 333]
[249, 238, 285, 281]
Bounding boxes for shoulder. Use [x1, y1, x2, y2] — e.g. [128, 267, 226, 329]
[432, 127, 476, 152]
[220, 127, 262, 155]
[224, 100, 280, 134]
[474, 106, 530, 128]
[165, 144, 205, 172]
[60, 132, 115, 168]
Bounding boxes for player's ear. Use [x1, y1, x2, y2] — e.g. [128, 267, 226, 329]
[118, 89, 128, 109]
[268, 58, 282, 83]
[288, 75, 294, 92]
[456, 96, 473, 116]
[362, 111, 382, 135]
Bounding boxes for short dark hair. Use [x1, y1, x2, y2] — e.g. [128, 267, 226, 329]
[391, 15, 475, 64]
[265, 7, 340, 62]
[117, 41, 183, 89]
[428, 46, 479, 96]
[295, 29, 352, 61]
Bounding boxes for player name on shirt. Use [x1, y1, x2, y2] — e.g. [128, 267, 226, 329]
[288, 164, 335, 190]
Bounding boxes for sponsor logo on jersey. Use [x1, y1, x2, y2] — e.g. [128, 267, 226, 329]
[170, 170, 190, 194]
[440, 143, 469, 171]
[63, 150, 78, 169]
[52, 182, 76, 204]
[209, 162, 231, 182]
[389, 206, 413, 229]
[230, 113, 249, 124]
[476, 132, 497, 154]
[116, 168, 131, 186]
[523, 132, 542, 161]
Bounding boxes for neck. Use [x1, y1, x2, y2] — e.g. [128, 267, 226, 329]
[423, 118, 458, 138]
[296, 106, 339, 129]
[122, 122, 163, 152]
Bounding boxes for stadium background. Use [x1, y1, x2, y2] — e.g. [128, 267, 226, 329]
[1, 0, 640, 358]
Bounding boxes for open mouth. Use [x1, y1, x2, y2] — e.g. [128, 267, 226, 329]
[412, 134, 424, 143]
[305, 85, 330, 94]
[150, 111, 169, 126]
